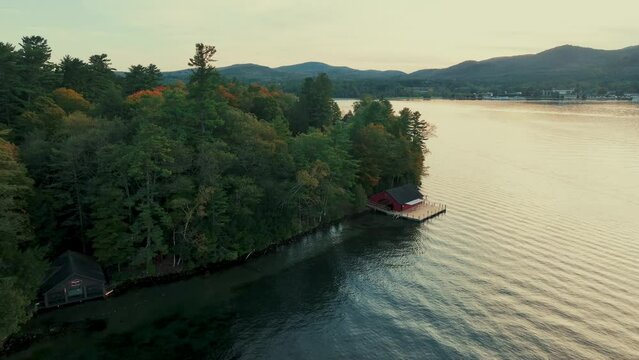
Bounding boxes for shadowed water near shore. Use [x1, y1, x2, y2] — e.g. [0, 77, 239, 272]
[8, 100, 639, 359]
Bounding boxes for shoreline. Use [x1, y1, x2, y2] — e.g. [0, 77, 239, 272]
[336, 97, 638, 103]
[0, 209, 370, 356]
[106, 210, 369, 297]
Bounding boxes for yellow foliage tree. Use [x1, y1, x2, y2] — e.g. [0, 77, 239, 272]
[51, 88, 91, 114]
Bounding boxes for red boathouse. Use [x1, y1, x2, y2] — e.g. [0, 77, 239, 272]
[369, 184, 424, 212]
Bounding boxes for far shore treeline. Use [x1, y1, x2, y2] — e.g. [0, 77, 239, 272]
[0, 36, 432, 343]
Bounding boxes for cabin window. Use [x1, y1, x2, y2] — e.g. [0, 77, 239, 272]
[68, 287, 83, 297]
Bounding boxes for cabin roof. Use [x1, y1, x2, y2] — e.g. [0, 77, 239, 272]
[386, 184, 423, 204]
[40, 251, 105, 293]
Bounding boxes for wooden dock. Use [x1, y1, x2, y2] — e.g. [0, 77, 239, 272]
[367, 201, 447, 222]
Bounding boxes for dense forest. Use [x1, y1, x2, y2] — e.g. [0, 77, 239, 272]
[0, 36, 432, 343]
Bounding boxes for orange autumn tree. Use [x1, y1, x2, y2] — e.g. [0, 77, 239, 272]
[217, 84, 238, 106]
[125, 85, 167, 103]
[126, 85, 167, 103]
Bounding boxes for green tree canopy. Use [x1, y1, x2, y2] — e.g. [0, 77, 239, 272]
[0, 137, 46, 344]
[125, 64, 163, 95]
[290, 73, 341, 133]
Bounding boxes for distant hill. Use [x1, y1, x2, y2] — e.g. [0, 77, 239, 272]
[274, 62, 405, 80]
[409, 45, 639, 84]
[161, 69, 192, 84]
[218, 63, 282, 82]
[161, 45, 639, 94]
[162, 61, 407, 84]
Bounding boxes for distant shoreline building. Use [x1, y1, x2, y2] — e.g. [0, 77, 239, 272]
[541, 89, 577, 100]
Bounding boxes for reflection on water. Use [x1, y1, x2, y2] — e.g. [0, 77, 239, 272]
[10, 101, 639, 359]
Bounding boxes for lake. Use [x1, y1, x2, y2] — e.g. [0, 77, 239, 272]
[8, 100, 639, 359]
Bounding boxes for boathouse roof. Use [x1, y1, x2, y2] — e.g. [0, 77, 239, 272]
[386, 184, 423, 204]
[40, 251, 105, 294]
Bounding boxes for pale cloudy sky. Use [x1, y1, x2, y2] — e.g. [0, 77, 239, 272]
[1, 0, 638, 72]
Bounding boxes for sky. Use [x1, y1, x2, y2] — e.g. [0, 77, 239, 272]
[1, 0, 638, 72]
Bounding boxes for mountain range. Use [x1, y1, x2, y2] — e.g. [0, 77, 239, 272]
[162, 45, 639, 85]
[161, 61, 406, 84]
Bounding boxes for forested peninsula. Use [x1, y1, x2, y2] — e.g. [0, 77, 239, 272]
[0, 36, 432, 343]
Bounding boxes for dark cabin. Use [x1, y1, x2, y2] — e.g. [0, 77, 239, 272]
[369, 184, 424, 212]
[39, 251, 106, 308]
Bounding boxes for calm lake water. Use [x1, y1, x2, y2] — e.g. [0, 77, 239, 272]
[9, 100, 639, 359]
